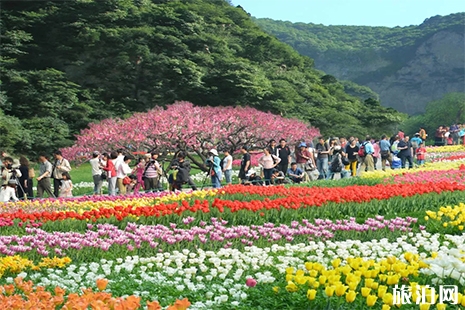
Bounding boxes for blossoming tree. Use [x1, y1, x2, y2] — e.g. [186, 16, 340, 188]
[62, 101, 320, 169]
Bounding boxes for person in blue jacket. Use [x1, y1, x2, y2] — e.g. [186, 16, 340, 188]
[206, 149, 222, 188]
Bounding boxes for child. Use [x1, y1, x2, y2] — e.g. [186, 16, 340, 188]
[0, 179, 19, 202]
[132, 158, 146, 194]
[416, 142, 426, 166]
[59, 172, 73, 198]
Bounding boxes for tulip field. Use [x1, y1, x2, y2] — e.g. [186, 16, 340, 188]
[1, 147, 465, 309]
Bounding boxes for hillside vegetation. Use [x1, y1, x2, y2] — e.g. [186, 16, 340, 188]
[255, 13, 465, 114]
[0, 0, 404, 156]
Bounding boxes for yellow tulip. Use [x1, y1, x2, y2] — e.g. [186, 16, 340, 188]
[335, 284, 348, 297]
[361, 287, 371, 297]
[309, 270, 318, 277]
[272, 286, 279, 293]
[331, 258, 341, 269]
[378, 285, 388, 298]
[366, 295, 378, 307]
[371, 282, 379, 290]
[419, 304, 431, 310]
[285, 267, 294, 274]
[364, 278, 374, 288]
[386, 275, 399, 285]
[436, 304, 446, 310]
[295, 275, 307, 285]
[285, 281, 298, 292]
[404, 252, 414, 262]
[307, 289, 317, 301]
[345, 290, 357, 303]
[318, 275, 327, 285]
[383, 293, 393, 306]
[304, 262, 313, 271]
[348, 281, 358, 291]
[325, 285, 335, 297]
[382, 304, 391, 310]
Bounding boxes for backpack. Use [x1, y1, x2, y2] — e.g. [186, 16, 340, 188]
[358, 142, 367, 157]
[220, 157, 225, 170]
[330, 155, 342, 173]
[411, 140, 419, 149]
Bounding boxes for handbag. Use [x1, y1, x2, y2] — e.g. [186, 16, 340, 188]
[305, 160, 315, 171]
[123, 176, 132, 185]
[341, 157, 350, 166]
[101, 171, 107, 180]
[28, 167, 35, 178]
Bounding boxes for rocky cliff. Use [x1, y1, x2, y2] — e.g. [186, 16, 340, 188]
[255, 13, 465, 115]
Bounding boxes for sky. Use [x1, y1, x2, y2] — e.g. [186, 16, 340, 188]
[230, 0, 465, 27]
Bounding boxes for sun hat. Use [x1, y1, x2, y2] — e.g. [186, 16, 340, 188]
[246, 169, 256, 177]
[209, 149, 218, 156]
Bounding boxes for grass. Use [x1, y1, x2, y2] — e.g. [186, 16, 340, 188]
[66, 161, 240, 196]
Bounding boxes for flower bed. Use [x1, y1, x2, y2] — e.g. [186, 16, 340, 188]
[1, 150, 465, 309]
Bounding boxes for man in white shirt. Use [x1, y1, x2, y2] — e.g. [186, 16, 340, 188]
[222, 149, 233, 184]
[116, 156, 133, 195]
[114, 149, 125, 169]
[0, 179, 19, 202]
[89, 151, 103, 195]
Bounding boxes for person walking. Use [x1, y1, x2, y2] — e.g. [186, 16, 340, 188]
[18, 156, 33, 199]
[101, 152, 117, 196]
[379, 135, 392, 171]
[276, 139, 291, 175]
[345, 139, 359, 176]
[51, 151, 71, 198]
[222, 149, 233, 185]
[359, 136, 375, 174]
[89, 151, 103, 195]
[258, 147, 280, 185]
[36, 154, 54, 198]
[116, 156, 133, 195]
[315, 137, 330, 179]
[397, 136, 414, 169]
[206, 149, 222, 188]
[238, 146, 251, 184]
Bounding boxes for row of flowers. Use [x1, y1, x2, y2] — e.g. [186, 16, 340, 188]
[384, 167, 465, 184]
[0, 256, 71, 278]
[425, 203, 465, 232]
[0, 181, 463, 226]
[1, 231, 463, 309]
[0, 190, 216, 215]
[1, 277, 190, 310]
[360, 161, 465, 180]
[0, 216, 418, 257]
[425, 145, 465, 153]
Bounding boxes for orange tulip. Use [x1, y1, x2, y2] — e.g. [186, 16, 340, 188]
[4, 284, 15, 295]
[174, 298, 191, 310]
[96, 278, 109, 291]
[147, 300, 162, 310]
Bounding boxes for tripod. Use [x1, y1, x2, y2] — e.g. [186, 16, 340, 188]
[159, 159, 171, 191]
[200, 164, 213, 190]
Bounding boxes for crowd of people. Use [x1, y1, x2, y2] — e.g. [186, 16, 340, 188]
[0, 124, 461, 201]
[0, 151, 72, 202]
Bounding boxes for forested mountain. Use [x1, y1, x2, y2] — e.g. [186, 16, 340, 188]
[0, 0, 404, 156]
[255, 13, 465, 115]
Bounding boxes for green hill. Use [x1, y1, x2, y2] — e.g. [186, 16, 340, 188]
[0, 0, 405, 156]
[255, 13, 465, 115]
